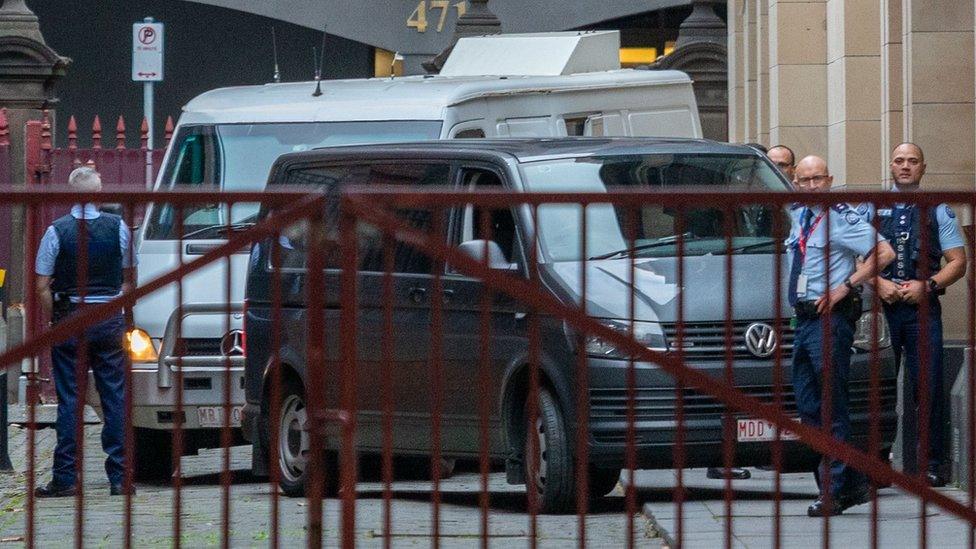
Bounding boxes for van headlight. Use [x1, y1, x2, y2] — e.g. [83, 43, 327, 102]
[582, 319, 667, 359]
[853, 312, 891, 352]
[125, 328, 159, 362]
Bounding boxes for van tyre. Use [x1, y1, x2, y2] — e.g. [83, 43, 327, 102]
[133, 428, 175, 481]
[526, 387, 575, 513]
[275, 378, 338, 497]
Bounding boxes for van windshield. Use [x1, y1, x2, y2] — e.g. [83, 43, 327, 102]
[145, 120, 442, 240]
[519, 153, 790, 261]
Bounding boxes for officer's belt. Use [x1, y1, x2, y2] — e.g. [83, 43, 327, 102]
[793, 293, 858, 321]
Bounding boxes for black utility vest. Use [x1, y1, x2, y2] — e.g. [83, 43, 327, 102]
[50, 213, 123, 297]
[878, 205, 941, 282]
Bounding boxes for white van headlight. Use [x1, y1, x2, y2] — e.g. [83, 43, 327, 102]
[125, 328, 159, 362]
[853, 312, 891, 352]
[582, 319, 667, 359]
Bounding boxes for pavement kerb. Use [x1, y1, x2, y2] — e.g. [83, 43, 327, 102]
[642, 503, 677, 548]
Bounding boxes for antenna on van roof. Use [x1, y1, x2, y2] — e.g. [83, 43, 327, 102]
[312, 24, 327, 97]
[271, 27, 281, 83]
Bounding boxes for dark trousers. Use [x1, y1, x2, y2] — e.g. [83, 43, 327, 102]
[51, 312, 126, 486]
[792, 312, 861, 498]
[883, 299, 945, 472]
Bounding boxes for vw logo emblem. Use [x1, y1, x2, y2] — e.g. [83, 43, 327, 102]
[220, 329, 246, 357]
[744, 323, 777, 358]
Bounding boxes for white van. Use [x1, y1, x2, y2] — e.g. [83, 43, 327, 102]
[119, 31, 702, 479]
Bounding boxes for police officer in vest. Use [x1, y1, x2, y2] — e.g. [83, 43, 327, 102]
[871, 143, 967, 487]
[788, 156, 895, 516]
[33, 166, 137, 497]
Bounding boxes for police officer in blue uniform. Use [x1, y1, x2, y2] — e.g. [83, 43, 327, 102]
[33, 166, 137, 497]
[871, 143, 967, 487]
[788, 156, 895, 516]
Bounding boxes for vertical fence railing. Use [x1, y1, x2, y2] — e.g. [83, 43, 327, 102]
[0, 186, 974, 547]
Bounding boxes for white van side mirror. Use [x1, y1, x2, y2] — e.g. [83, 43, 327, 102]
[458, 240, 517, 271]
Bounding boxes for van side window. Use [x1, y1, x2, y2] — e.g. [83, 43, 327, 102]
[564, 117, 588, 136]
[454, 128, 486, 138]
[359, 163, 452, 274]
[273, 164, 370, 271]
[271, 162, 450, 274]
[457, 168, 518, 265]
[145, 126, 221, 240]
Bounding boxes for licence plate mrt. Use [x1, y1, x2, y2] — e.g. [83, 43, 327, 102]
[197, 406, 242, 428]
[736, 418, 800, 442]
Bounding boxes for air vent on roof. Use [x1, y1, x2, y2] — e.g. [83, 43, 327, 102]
[439, 31, 621, 77]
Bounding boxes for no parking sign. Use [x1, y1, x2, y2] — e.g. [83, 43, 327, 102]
[132, 21, 164, 82]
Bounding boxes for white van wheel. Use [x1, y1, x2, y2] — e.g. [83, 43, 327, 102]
[278, 381, 309, 496]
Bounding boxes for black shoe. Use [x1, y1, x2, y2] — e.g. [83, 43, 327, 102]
[926, 472, 946, 488]
[839, 483, 871, 510]
[34, 480, 77, 498]
[807, 497, 843, 517]
[110, 483, 136, 496]
[706, 467, 751, 480]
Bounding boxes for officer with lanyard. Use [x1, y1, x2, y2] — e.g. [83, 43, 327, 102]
[869, 143, 967, 487]
[788, 156, 895, 516]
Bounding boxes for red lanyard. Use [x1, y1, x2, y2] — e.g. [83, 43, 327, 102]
[798, 210, 825, 256]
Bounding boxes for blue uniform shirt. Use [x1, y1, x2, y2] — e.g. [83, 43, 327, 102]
[35, 204, 136, 303]
[864, 203, 964, 252]
[786, 203, 885, 302]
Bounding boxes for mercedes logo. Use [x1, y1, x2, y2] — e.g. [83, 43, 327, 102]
[220, 329, 246, 357]
[744, 323, 777, 358]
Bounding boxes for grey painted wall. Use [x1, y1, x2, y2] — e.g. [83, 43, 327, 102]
[32, 0, 373, 146]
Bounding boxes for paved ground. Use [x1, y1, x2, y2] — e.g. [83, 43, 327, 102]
[637, 468, 976, 548]
[0, 422, 660, 547]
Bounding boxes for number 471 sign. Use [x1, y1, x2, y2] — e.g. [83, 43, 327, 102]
[132, 22, 164, 82]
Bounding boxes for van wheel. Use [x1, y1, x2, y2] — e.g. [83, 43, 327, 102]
[589, 466, 621, 498]
[526, 387, 575, 513]
[133, 428, 175, 481]
[275, 379, 339, 498]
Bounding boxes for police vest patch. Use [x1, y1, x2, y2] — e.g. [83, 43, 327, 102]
[877, 208, 892, 217]
[856, 203, 869, 215]
[831, 203, 850, 213]
[845, 211, 861, 225]
[945, 205, 956, 218]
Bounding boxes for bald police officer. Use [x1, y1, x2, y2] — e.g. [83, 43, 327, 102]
[788, 156, 895, 516]
[33, 166, 136, 497]
[872, 143, 967, 486]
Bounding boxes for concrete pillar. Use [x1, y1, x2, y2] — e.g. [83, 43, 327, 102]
[768, 0, 828, 159]
[826, 0, 883, 189]
[0, 0, 68, 304]
[756, 0, 770, 145]
[902, 0, 974, 192]
[901, 0, 975, 342]
[728, 0, 746, 142]
[881, 0, 903, 186]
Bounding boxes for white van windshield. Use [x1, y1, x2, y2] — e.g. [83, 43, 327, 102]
[520, 154, 790, 261]
[145, 120, 442, 240]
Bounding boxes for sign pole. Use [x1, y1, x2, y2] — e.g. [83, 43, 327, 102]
[132, 16, 163, 189]
[144, 79, 153, 189]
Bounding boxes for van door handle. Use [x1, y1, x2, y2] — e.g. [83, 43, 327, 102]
[407, 287, 427, 304]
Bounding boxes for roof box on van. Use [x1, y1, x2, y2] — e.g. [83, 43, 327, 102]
[439, 31, 621, 77]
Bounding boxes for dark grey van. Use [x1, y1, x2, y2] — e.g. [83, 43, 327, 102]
[242, 138, 897, 512]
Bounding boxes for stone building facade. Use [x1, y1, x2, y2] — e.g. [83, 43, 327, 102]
[727, 0, 974, 339]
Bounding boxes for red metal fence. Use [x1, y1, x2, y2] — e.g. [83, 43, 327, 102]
[0, 186, 972, 547]
[16, 111, 171, 401]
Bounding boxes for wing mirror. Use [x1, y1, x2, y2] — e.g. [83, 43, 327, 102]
[458, 240, 517, 271]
